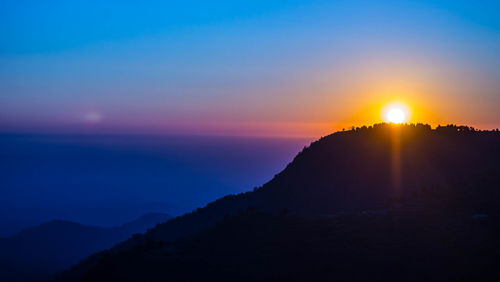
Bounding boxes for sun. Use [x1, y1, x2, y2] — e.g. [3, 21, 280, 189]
[386, 108, 406, 124]
[383, 103, 410, 124]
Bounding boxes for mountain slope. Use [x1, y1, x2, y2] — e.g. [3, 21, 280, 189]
[120, 124, 500, 242]
[0, 213, 171, 281]
[62, 124, 500, 280]
[81, 210, 500, 282]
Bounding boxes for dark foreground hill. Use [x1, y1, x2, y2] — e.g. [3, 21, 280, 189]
[61, 124, 500, 281]
[0, 213, 171, 281]
[82, 209, 500, 282]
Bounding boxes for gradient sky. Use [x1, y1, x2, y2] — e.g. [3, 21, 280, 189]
[1, 0, 499, 137]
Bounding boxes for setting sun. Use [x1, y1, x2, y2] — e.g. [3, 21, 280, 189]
[386, 108, 406, 124]
[383, 103, 410, 124]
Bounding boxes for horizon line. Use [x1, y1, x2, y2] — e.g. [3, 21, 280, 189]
[1, 122, 499, 139]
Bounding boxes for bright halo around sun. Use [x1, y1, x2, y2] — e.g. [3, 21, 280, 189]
[383, 103, 410, 124]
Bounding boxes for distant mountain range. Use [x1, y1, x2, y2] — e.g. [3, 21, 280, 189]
[60, 124, 500, 281]
[0, 212, 171, 281]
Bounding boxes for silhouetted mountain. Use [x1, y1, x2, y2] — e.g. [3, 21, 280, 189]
[80, 209, 500, 282]
[61, 124, 500, 281]
[0, 213, 171, 281]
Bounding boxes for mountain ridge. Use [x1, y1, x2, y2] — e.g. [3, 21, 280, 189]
[60, 123, 500, 280]
[0, 212, 171, 281]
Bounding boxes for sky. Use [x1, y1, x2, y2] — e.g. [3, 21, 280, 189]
[1, 0, 499, 137]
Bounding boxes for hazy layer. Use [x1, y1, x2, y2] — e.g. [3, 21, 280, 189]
[0, 134, 310, 237]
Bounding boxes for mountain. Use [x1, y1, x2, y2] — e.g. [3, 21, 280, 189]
[0, 213, 171, 281]
[61, 124, 500, 281]
[80, 209, 500, 282]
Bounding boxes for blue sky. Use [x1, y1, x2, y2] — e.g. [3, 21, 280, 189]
[1, 0, 499, 136]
